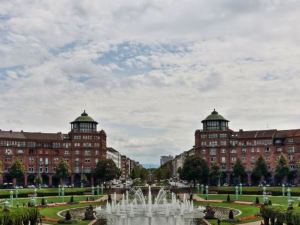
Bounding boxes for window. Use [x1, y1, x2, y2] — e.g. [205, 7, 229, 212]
[210, 157, 216, 162]
[220, 141, 226, 146]
[202, 149, 206, 154]
[74, 135, 81, 140]
[75, 150, 80, 155]
[209, 141, 218, 147]
[84, 150, 91, 156]
[210, 149, 216, 155]
[221, 157, 226, 163]
[5, 149, 12, 155]
[220, 133, 227, 138]
[287, 138, 294, 143]
[231, 157, 236, 162]
[85, 158, 91, 163]
[230, 149, 236, 153]
[52, 142, 60, 148]
[45, 158, 48, 165]
[201, 134, 207, 138]
[288, 146, 295, 153]
[17, 149, 24, 154]
[208, 133, 218, 139]
[74, 143, 80, 147]
[94, 143, 100, 147]
[29, 166, 34, 173]
[83, 143, 92, 147]
[241, 157, 246, 161]
[242, 148, 247, 153]
[64, 150, 69, 155]
[95, 150, 99, 155]
[221, 149, 226, 154]
[201, 141, 206, 146]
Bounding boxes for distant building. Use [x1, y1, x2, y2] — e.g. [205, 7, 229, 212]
[107, 147, 121, 169]
[160, 155, 174, 166]
[195, 109, 300, 184]
[172, 148, 194, 177]
[0, 111, 107, 187]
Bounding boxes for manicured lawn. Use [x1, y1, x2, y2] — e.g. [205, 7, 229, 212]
[198, 194, 299, 206]
[40, 202, 104, 225]
[195, 201, 261, 225]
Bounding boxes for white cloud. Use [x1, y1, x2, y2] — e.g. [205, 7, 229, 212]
[1, 0, 300, 164]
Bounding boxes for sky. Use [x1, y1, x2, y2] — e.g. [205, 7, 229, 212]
[1, 0, 300, 165]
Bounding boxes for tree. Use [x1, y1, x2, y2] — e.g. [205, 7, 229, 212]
[252, 156, 268, 185]
[275, 154, 289, 184]
[209, 164, 221, 186]
[9, 159, 25, 185]
[130, 166, 149, 182]
[34, 174, 43, 186]
[55, 160, 69, 185]
[233, 158, 247, 184]
[180, 156, 209, 186]
[94, 159, 120, 184]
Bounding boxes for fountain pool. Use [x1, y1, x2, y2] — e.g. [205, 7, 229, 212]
[95, 186, 205, 225]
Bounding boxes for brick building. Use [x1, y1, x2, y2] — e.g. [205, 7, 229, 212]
[0, 111, 107, 187]
[195, 109, 300, 185]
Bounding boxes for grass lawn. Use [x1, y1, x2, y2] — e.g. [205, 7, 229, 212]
[195, 201, 261, 225]
[198, 194, 298, 206]
[40, 202, 104, 225]
[0, 195, 103, 206]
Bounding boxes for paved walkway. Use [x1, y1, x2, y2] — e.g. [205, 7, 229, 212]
[237, 221, 262, 225]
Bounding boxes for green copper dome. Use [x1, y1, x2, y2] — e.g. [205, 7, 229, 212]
[71, 110, 98, 124]
[202, 109, 229, 122]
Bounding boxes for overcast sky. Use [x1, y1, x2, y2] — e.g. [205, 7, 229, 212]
[1, 0, 300, 164]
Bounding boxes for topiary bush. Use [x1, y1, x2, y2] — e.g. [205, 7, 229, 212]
[65, 210, 72, 221]
[226, 194, 231, 202]
[229, 210, 234, 220]
[255, 196, 260, 205]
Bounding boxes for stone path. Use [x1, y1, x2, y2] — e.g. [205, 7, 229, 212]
[237, 221, 263, 225]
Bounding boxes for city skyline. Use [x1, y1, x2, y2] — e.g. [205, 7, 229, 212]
[1, 1, 300, 164]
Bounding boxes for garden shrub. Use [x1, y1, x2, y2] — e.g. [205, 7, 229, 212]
[255, 196, 260, 205]
[229, 210, 234, 220]
[226, 194, 231, 202]
[65, 210, 72, 221]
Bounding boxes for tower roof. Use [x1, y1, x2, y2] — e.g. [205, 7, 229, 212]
[71, 110, 98, 124]
[202, 109, 229, 123]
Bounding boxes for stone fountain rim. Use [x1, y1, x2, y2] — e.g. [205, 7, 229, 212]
[208, 205, 242, 217]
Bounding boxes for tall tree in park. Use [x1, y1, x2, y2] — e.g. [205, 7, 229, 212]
[180, 156, 209, 186]
[130, 166, 149, 181]
[94, 159, 120, 184]
[252, 155, 268, 185]
[275, 154, 289, 184]
[55, 160, 69, 185]
[233, 158, 247, 184]
[9, 159, 25, 185]
[34, 174, 43, 186]
[209, 164, 221, 186]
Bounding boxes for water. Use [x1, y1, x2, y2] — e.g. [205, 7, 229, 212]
[95, 186, 205, 225]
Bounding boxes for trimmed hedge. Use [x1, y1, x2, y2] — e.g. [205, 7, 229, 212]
[0, 188, 92, 198]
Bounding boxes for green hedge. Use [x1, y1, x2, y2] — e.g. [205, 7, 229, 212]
[205, 186, 300, 196]
[0, 188, 92, 198]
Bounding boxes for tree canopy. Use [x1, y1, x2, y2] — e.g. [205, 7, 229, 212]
[275, 154, 289, 184]
[94, 159, 120, 184]
[233, 158, 247, 184]
[55, 160, 69, 184]
[9, 159, 25, 184]
[252, 155, 268, 184]
[180, 155, 209, 186]
[209, 163, 221, 186]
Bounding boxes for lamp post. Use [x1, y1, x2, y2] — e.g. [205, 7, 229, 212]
[80, 165, 84, 188]
[287, 187, 291, 202]
[58, 185, 61, 197]
[239, 183, 243, 195]
[197, 183, 200, 194]
[282, 183, 285, 196]
[205, 185, 209, 199]
[201, 184, 204, 195]
[10, 190, 13, 207]
[61, 186, 65, 202]
[235, 186, 239, 200]
[96, 185, 100, 196]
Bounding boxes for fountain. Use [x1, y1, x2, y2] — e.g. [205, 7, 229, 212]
[95, 186, 205, 225]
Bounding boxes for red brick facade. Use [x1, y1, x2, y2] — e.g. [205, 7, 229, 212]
[195, 110, 300, 184]
[0, 111, 107, 187]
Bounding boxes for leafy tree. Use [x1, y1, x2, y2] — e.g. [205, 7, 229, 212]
[94, 159, 120, 184]
[154, 162, 172, 181]
[55, 160, 69, 185]
[34, 174, 43, 186]
[180, 156, 209, 186]
[209, 164, 221, 186]
[252, 155, 268, 185]
[275, 154, 289, 184]
[9, 159, 25, 185]
[130, 166, 149, 182]
[233, 158, 247, 184]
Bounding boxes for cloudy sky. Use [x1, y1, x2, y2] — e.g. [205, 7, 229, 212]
[1, 0, 300, 164]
